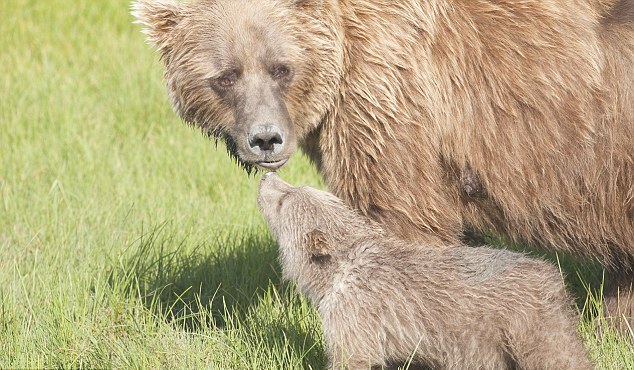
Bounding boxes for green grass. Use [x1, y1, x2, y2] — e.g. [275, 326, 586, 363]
[0, 0, 632, 368]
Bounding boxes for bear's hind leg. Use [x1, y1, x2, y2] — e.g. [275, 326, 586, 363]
[603, 267, 634, 337]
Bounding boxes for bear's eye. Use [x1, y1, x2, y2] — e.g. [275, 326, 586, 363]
[271, 64, 291, 80]
[214, 71, 238, 89]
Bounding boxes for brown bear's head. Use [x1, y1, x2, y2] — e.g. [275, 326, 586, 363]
[258, 172, 379, 287]
[132, 0, 344, 173]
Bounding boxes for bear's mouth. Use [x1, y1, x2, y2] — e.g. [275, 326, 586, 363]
[256, 159, 288, 171]
[221, 134, 290, 174]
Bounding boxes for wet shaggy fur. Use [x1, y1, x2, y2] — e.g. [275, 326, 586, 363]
[132, 0, 634, 315]
[258, 173, 593, 370]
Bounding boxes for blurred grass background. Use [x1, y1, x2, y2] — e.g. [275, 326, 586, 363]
[0, 0, 631, 368]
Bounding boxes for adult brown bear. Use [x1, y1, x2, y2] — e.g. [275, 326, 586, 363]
[132, 0, 634, 319]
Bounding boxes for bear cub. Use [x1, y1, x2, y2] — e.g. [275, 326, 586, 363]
[258, 172, 592, 370]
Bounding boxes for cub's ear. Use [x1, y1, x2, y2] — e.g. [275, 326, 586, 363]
[131, 0, 181, 50]
[305, 229, 332, 264]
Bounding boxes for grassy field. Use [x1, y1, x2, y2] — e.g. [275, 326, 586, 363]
[0, 0, 632, 368]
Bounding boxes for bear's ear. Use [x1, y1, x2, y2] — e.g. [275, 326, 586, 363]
[305, 229, 332, 264]
[131, 0, 181, 50]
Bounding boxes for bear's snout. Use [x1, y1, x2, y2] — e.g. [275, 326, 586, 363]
[248, 125, 284, 155]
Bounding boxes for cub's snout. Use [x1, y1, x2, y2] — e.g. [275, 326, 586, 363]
[258, 172, 291, 206]
[257, 172, 294, 230]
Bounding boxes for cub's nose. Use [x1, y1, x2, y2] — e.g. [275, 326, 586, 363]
[261, 171, 279, 181]
[258, 171, 294, 202]
[248, 125, 284, 155]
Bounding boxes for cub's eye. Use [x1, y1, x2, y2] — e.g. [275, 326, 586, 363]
[214, 71, 238, 89]
[271, 64, 291, 80]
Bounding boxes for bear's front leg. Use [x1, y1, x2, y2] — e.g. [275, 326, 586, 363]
[326, 341, 384, 370]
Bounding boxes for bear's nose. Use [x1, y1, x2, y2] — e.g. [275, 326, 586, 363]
[248, 125, 284, 154]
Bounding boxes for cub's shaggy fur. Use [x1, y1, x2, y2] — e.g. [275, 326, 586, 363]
[258, 173, 593, 370]
[133, 0, 634, 317]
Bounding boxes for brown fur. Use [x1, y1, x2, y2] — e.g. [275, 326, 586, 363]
[258, 173, 593, 370]
[132, 0, 634, 316]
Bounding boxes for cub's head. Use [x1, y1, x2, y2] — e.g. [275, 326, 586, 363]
[132, 0, 344, 172]
[258, 173, 374, 284]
